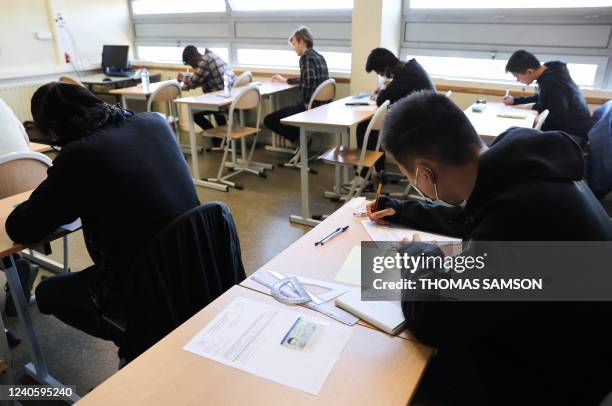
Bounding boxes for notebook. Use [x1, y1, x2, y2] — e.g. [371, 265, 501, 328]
[335, 288, 406, 335]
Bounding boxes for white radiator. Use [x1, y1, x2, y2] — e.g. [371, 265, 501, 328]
[0, 81, 46, 122]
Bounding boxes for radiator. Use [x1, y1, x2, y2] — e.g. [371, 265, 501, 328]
[0, 81, 46, 122]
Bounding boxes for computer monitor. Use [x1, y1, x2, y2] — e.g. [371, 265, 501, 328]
[101, 45, 129, 71]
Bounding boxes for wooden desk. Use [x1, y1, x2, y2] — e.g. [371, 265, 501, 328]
[109, 81, 169, 108]
[174, 82, 297, 192]
[281, 98, 378, 227]
[29, 142, 53, 154]
[464, 102, 537, 143]
[77, 285, 432, 406]
[0, 191, 79, 402]
[241, 198, 416, 341]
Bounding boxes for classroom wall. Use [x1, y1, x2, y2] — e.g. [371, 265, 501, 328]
[0, 0, 133, 81]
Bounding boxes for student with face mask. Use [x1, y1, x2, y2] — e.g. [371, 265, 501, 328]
[356, 48, 435, 183]
[367, 91, 612, 404]
[503, 50, 594, 144]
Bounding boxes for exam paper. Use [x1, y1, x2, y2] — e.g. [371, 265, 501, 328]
[361, 220, 460, 246]
[183, 297, 353, 395]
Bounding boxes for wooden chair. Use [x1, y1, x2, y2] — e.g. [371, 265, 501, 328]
[319, 100, 391, 200]
[232, 71, 252, 88]
[58, 76, 85, 87]
[147, 80, 182, 141]
[283, 79, 337, 172]
[204, 84, 265, 189]
[0, 152, 70, 273]
[534, 109, 549, 130]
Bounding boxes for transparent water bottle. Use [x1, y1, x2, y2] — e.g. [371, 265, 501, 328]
[141, 68, 150, 92]
[223, 69, 233, 96]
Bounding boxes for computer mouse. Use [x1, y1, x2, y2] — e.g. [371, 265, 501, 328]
[103, 77, 112, 82]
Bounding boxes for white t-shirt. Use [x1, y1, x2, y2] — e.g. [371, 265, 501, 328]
[0, 97, 29, 156]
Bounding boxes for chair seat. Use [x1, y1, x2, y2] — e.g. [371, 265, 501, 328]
[205, 125, 259, 139]
[319, 146, 384, 168]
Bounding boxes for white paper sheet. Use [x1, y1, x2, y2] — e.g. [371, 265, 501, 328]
[334, 246, 361, 286]
[183, 297, 353, 395]
[361, 220, 460, 244]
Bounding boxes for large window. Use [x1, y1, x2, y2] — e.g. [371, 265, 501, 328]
[132, 0, 225, 15]
[233, 0, 353, 11]
[236, 49, 351, 71]
[401, 0, 612, 88]
[132, 0, 351, 73]
[137, 46, 229, 64]
[409, 0, 612, 8]
[402, 53, 599, 87]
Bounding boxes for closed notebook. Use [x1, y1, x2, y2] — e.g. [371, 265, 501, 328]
[335, 289, 406, 335]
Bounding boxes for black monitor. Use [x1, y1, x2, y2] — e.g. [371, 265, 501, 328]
[101, 45, 129, 71]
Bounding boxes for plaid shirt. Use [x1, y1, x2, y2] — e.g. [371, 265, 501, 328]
[184, 49, 233, 93]
[288, 48, 329, 104]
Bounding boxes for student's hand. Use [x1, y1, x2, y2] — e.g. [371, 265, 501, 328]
[272, 74, 287, 83]
[502, 96, 514, 105]
[367, 201, 396, 225]
[373, 87, 381, 94]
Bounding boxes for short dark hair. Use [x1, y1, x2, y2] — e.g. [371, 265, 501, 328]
[182, 45, 200, 64]
[289, 26, 314, 49]
[365, 48, 399, 73]
[382, 91, 483, 167]
[31, 82, 131, 146]
[505, 50, 541, 73]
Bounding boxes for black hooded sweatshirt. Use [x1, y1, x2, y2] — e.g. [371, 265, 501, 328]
[513, 61, 594, 140]
[377, 128, 612, 405]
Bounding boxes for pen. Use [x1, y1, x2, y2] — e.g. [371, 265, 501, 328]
[373, 182, 383, 212]
[345, 102, 370, 106]
[314, 225, 349, 246]
[497, 113, 526, 120]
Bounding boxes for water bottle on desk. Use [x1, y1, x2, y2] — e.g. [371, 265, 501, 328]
[222, 69, 233, 97]
[141, 68, 150, 92]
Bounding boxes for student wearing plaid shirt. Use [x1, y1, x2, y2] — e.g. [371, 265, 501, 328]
[264, 27, 330, 144]
[178, 46, 234, 137]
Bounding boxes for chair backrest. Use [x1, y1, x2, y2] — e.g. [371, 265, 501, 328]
[59, 76, 85, 87]
[307, 78, 336, 110]
[362, 100, 391, 152]
[229, 84, 261, 116]
[147, 80, 182, 112]
[232, 71, 252, 88]
[534, 109, 549, 130]
[445, 90, 452, 98]
[0, 152, 52, 199]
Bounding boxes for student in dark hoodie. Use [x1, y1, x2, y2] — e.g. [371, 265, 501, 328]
[5, 83, 201, 359]
[367, 91, 612, 405]
[503, 50, 594, 143]
[356, 48, 435, 181]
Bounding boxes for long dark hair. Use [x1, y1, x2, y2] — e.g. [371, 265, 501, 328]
[31, 82, 133, 146]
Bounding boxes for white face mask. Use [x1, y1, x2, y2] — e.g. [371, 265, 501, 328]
[413, 166, 465, 208]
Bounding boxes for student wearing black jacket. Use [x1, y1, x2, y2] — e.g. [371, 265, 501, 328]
[367, 91, 612, 405]
[503, 50, 594, 143]
[357, 48, 435, 179]
[5, 83, 200, 359]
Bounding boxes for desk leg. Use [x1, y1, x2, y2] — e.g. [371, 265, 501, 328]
[120, 95, 127, 109]
[2, 256, 79, 403]
[0, 313, 16, 406]
[188, 106, 228, 192]
[289, 128, 320, 227]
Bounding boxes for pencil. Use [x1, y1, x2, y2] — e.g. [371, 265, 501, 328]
[373, 182, 383, 212]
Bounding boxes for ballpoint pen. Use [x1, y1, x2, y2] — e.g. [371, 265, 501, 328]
[314, 225, 349, 246]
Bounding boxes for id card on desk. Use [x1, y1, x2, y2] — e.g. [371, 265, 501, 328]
[183, 297, 352, 395]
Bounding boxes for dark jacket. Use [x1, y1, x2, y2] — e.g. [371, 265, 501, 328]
[377, 58, 435, 106]
[378, 128, 612, 404]
[513, 61, 594, 139]
[125, 202, 246, 361]
[6, 112, 200, 298]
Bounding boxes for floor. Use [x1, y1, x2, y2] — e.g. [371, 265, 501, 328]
[1, 140, 354, 404]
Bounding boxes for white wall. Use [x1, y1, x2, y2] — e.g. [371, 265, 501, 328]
[0, 0, 133, 81]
